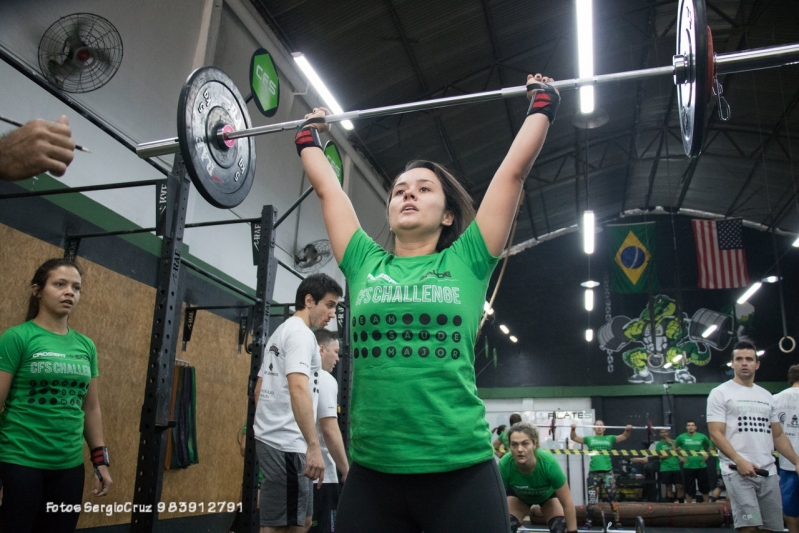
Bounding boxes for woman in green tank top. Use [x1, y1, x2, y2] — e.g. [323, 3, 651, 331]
[0, 259, 112, 532]
[297, 74, 559, 532]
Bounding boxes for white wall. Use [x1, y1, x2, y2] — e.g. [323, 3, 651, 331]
[0, 0, 390, 303]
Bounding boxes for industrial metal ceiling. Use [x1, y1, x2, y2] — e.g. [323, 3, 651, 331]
[253, 0, 799, 246]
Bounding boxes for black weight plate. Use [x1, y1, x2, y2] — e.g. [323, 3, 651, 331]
[177, 67, 256, 209]
[676, 0, 708, 157]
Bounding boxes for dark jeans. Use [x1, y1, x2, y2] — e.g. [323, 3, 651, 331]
[336, 460, 509, 533]
[0, 462, 85, 533]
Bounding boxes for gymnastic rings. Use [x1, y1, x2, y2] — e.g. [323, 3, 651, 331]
[647, 352, 665, 369]
[779, 336, 796, 353]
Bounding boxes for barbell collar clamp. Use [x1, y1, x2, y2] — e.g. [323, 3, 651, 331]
[672, 54, 689, 85]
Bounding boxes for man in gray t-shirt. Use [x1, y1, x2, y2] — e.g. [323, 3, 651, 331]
[707, 341, 799, 532]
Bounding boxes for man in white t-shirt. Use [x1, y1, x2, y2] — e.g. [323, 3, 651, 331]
[310, 329, 350, 533]
[774, 364, 799, 533]
[253, 273, 342, 533]
[707, 341, 799, 533]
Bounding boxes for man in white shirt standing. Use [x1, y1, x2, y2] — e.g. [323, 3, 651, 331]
[707, 341, 799, 533]
[774, 364, 799, 533]
[254, 274, 343, 533]
[310, 329, 350, 533]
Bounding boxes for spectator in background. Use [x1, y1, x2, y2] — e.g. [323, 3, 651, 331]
[252, 274, 342, 532]
[571, 421, 632, 529]
[495, 414, 522, 457]
[651, 428, 684, 503]
[774, 364, 799, 533]
[707, 341, 799, 532]
[675, 420, 713, 503]
[309, 329, 349, 533]
[492, 424, 507, 459]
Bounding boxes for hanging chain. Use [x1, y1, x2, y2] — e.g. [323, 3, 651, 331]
[713, 77, 731, 121]
[603, 271, 614, 373]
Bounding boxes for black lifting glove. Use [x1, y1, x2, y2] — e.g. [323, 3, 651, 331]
[294, 117, 326, 156]
[526, 81, 561, 124]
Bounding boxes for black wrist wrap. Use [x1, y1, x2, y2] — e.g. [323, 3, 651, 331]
[91, 446, 109, 467]
[526, 82, 560, 124]
[294, 125, 323, 156]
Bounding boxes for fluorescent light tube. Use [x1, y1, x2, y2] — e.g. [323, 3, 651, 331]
[293, 53, 354, 130]
[576, 0, 594, 114]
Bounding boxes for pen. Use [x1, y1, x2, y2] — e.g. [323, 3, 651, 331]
[0, 115, 91, 153]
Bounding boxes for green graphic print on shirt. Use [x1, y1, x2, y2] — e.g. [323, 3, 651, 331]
[583, 435, 617, 472]
[674, 432, 713, 469]
[656, 440, 680, 472]
[0, 321, 98, 469]
[339, 221, 499, 474]
[499, 449, 566, 506]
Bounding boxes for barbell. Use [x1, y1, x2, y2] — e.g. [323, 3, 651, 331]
[541, 424, 669, 430]
[135, 0, 799, 209]
[520, 515, 646, 533]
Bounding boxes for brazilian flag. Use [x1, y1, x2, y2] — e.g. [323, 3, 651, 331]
[607, 222, 658, 293]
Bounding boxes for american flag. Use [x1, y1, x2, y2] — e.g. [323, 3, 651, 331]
[692, 218, 750, 289]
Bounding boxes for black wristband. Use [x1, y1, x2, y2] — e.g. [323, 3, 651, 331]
[294, 125, 323, 156]
[90, 446, 109, 467]
[526, 81, 560, 124]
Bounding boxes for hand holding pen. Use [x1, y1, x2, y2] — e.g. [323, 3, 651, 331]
[0, 115, 90, 182]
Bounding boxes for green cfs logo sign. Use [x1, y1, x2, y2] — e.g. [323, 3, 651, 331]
[249, 48, 279, 117]
[324, 141, 343, 184]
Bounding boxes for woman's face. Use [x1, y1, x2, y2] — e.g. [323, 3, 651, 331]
[34, 266, 82, 318]
[388, 167, 453, 238]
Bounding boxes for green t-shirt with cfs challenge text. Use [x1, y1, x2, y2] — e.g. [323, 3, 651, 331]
[0, 321, 99, 469]
[339, 221, 499, 473]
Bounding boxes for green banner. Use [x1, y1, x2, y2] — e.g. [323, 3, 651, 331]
[249, 48, 279, 117]
[607, 222, 658, 293]
[324, 141, 343, 184]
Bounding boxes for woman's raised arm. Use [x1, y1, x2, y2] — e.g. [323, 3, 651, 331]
[475, 74, 558, 256]
[297, 109, 362, 263]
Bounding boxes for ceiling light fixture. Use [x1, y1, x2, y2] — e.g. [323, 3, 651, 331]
[509, 335, 518, 343]
[736, 282, 762, 304]
[701, 324, 717, 338]
[500, 325, 510, 334]
[663, 362, 673, 369]
[762, 276, 779, 283]
[292, 53, 354, 130]
[756, 350, 765, 356]
[483, 301, 494, 315]
[585, 328, 594, 342]
[583, 210, 595, 254]
[584, 289, 594, 311]
[576, 0, 594, 114]
[793, 236, 799, 248]
[581, 280, 600, 288]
